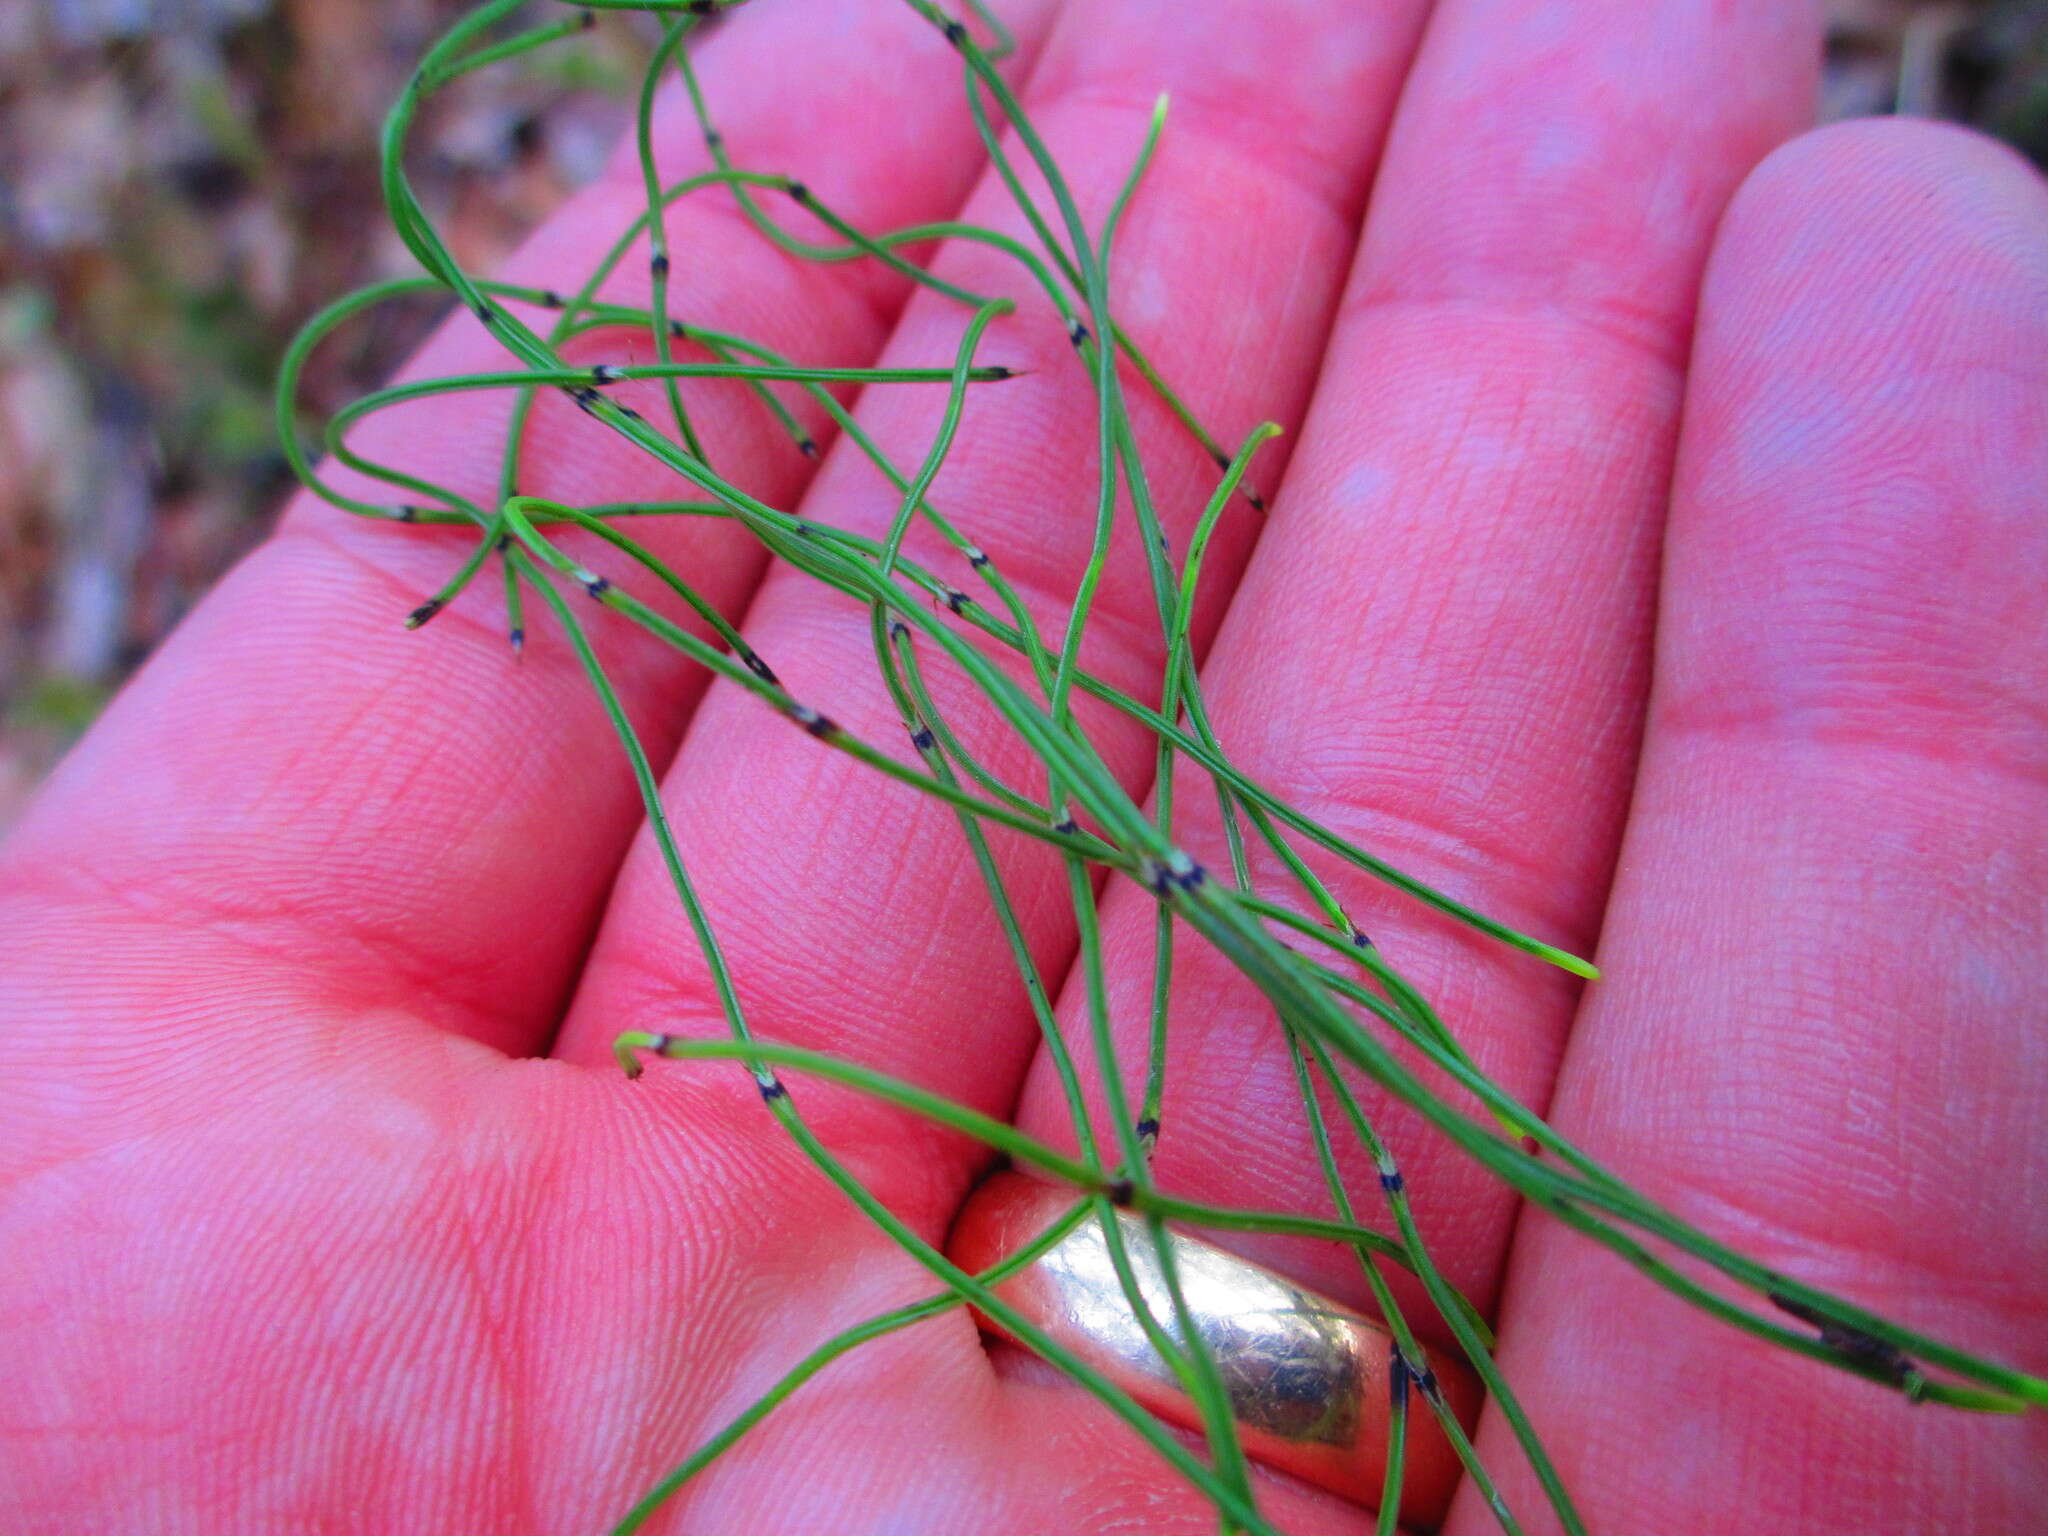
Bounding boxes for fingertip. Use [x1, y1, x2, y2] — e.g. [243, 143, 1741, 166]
[1749, 112, 2046, 215]
[1712, 116, 2048, 335]
[1690, 110, 2048, 511]
[1665, 110, 2048, 768]
[1688, 112, 2048, 514]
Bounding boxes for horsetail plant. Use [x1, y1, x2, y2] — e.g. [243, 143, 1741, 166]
[276, 3, 2048, 1533]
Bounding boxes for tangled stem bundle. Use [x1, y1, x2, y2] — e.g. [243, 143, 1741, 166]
[280, 3, 2048, 1531]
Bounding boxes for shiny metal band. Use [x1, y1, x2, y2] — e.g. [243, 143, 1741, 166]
[948, 1172, 1480, 1527]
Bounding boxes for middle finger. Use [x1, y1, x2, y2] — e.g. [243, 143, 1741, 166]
[556, 0, 1439, 1229]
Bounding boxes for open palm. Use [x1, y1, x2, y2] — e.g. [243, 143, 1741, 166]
[4, 1, 2045, 1532]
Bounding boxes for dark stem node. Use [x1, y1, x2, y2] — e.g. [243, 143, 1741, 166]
[1768, 1292, 1914, 1386]
[1413, 1363, 1443, 1406]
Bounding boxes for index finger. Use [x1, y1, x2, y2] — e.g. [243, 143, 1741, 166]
[0, 0, 1056, 1058]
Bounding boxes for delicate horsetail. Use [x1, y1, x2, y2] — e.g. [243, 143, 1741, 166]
[278, 4, 2048, 1532]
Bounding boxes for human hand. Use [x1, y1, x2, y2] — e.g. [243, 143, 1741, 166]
[3, 1, 2044, 1532]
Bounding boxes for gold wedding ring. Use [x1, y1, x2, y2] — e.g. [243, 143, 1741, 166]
[948, 1172, 1481, 1527]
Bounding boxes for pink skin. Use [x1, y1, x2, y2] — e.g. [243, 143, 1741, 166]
[1, 2, 2043, 1533]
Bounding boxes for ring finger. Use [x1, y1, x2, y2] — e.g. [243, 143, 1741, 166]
[1013, 0, 1820, 1329]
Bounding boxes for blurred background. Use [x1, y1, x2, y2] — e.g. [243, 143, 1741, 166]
[0, 0, 2044, 827]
